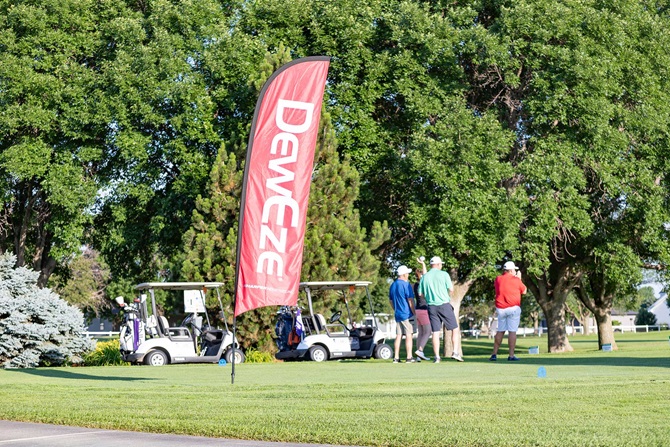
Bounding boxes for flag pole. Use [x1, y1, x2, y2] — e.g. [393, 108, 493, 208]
[230, 57, 330, 385]
[230, 106, 256, 384]
[230, 55, 266, 386]
[231, 315, 237, 384]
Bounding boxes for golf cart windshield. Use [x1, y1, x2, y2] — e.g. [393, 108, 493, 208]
[135, 282, 224, 291]
[298, 281, 372, 292]
[299, 281, 376, 334]
[134, 282, 228, 335]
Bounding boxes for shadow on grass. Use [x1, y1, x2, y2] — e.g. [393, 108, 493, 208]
[598, 339, 668, 344]
[447, 337, 670, 368]
[465, 355, 670, 368]
[460, 344, 494, 356]
[8, 368, 156, 381]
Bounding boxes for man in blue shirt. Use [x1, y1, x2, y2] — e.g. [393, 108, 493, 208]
[389, 265, 416, 363]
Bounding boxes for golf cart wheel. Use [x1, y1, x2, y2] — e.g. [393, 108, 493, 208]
[374, 343, 393, 360]
[224, 348, 246, 364]
[144, 350, 169, 366]
[308, 345, 328, 362]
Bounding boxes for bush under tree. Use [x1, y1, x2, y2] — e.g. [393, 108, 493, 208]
[0, 253, 93, 368]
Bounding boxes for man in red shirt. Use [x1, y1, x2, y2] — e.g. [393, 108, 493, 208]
[490, 261, 527, 361]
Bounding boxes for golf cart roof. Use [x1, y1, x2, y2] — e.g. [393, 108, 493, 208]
[299, 281, 372, 292]
[135, 282, 225, 291]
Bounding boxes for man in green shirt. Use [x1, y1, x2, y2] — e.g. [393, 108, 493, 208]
[418, 256, 463, 363]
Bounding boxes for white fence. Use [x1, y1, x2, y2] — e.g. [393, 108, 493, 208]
[523, 324, 665, 336]
[565, 325, 665, 335]
[85, 331, 119, 338]
[610, 324, 663, 333]
[85, 325, 665, 340]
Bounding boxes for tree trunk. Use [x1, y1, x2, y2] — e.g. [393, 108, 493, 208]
[37, 256, 56, 288]
[576, 300, 592, 336]
[576, 278, 616, 350]
[442, 327, 453, 357]
[531, 312, 539, 335]
[34, 231, 55, 288]
[580, 313, 591, 336]
[594, 311, 617, 350]
[542, 301, 573, 352]
[442, 273, 473, 358]
[14, 182, 37, 268]
[524, 265, 580, 353]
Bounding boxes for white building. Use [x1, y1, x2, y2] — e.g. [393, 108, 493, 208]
[610, 311, 636, 327]
[649, 294, 670, 326]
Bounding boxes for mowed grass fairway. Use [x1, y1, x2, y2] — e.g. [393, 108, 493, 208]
[0, 333, 668, 447]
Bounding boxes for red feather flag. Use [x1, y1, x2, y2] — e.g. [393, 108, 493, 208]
[233, 57, 330, 317]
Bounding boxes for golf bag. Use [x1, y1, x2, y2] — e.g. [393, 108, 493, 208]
[275, 306, 294, 352]
[118, 299, 145, 354]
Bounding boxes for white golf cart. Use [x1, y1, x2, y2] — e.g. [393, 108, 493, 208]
[275, 281, 392, 362]
[116, 282, 245, 366]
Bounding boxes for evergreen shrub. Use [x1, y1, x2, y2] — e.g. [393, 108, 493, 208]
[0, 253, 94, 368]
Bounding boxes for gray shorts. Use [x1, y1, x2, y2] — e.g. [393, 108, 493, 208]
[496, 306, 521, 332]
[427, 303, 458, 332]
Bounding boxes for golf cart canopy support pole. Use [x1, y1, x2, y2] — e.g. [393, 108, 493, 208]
[149, 289, 164, 337]
[305, 286, 320, 335]
[342, 289, 354, 328]
[366, 286, 379, 329]
[200, 288, 212, 329]
[216, 288, 230, 333]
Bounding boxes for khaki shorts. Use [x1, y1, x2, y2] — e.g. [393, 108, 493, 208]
[396, 319, 413, 336]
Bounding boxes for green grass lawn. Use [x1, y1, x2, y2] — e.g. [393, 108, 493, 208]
[0, 332, 668, 446]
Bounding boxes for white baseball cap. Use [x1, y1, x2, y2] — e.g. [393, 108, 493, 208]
[503, 261, 519, 270]
[397, 265, 412, 276]
[429, 256, 443, 265]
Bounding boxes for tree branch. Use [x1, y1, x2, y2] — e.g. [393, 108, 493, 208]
[576, 279, 597, 315]
[642, 263, 666, 271]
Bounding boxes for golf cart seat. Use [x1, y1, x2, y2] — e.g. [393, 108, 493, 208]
[146, 315, 159, 337]
[159, 316, 190, 338]
[315, 314, 327, 331]
[304, 314, 327, 334]
[350, 326, 375, 338]
[203, 329, 223, 343]
[201, 329, 224, 356]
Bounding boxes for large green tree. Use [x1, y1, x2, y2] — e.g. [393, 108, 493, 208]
[461, 0, 670, 352]
[0, 0, 248, 292]
[0, 0, 110, 285]
[91, 0, 232, 284]
[563, 1, 670, 350]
